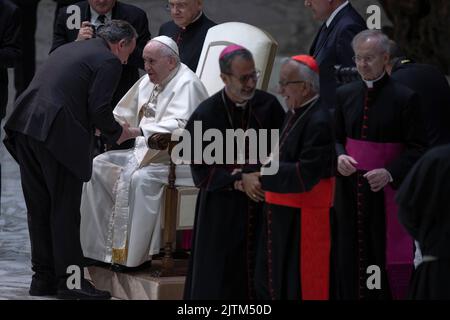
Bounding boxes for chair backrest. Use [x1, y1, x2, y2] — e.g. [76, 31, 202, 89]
[195, 22, 278, 96]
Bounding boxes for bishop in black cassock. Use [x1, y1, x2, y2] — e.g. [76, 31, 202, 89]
[183, 46, 285, 300]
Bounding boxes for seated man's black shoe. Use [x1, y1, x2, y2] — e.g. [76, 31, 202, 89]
[29, 277, 57, 296]
[83, 257, 111, 268]
[57, 279, 111, 300]
[110, 260, 152, 273]
[172, 250, 190, 260]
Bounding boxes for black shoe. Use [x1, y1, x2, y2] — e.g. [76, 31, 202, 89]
[29, 277, 58, 297]
[172, 250, 191, 260]
[56, 279, 111, 300]
[83, 257, 111, 268]
[110, 260, 152, 273]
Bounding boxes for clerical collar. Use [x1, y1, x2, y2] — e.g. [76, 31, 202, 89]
[157, 64, 181, 91]
[235, 101, 248, 108]
[224, 88, 249, 109]
[363, 71, 387, 89]
[181, 11, 203, 30]
[294, 94, 319, 112]
[326, 1, 349, 27]
[90, 8, 112, 26]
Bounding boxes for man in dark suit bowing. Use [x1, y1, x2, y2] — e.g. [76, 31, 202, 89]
[52, 0, 151, 153]
[305, 0, 366, 109]
[3, 20, 140, 300]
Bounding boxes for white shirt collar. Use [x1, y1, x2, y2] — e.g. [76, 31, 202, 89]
[326, 1, 349, 27]
[363, 71, 386, 89]
[90, 7, 113, 26]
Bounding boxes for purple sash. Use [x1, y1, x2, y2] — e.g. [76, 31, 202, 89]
[346, 138, 413, 300]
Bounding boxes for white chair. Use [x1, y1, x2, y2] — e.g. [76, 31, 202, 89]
[196, 22, 278, 94]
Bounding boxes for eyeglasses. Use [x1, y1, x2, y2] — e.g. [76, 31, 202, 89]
[352, 55, 377, 64]
[278, 80, 305, 88]
[165, 2, 189, 11]
[225, 70, 261, 84]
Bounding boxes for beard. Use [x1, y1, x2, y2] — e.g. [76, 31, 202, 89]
[239, 88, 256, 101]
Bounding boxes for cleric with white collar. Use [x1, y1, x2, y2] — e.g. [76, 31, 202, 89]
[333, 29, 427, 300]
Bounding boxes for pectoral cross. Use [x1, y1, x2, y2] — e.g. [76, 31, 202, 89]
[141, 85, 161, 119]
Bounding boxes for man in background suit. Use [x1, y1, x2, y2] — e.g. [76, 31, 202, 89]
[305, 0, 366, 109]
[3, 20, 139, 300]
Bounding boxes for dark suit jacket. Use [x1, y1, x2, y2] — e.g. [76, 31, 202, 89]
[4, 38, 123, 181]
[391, 60, 450, 147]
[309, 3, 366, 109]
[0, 0, 21, 119]
[51, 0, 151, 105]
[52, 1, 79, 26]
[159, 13, 216, 72]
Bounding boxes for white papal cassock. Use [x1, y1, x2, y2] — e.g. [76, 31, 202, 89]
[80, 63, 208, 267]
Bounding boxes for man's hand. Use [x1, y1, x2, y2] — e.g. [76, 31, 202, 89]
[242, 172, 265, 202]
[363, 168, 392, 192]
[116, 122, 140, 145]
[234, 180, 244, 192]
[76, 21, 94, 41]
[338, 155, 358, 176]
[148, 133, 172, 150]
[232, 169, 244, 192]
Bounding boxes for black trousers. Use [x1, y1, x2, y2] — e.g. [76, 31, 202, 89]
[13, 133, 84, 283]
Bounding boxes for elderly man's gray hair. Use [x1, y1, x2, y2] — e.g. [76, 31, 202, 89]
[97, 20, 138, 45]
[283, 58, 320, 94]
[351, 29, 390, 54]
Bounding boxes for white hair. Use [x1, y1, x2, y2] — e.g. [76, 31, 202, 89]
[352, 29, 390, 54]
[282, 58, 320, 94]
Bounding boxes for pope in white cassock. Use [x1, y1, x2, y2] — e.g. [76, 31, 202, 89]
[80, 36, 209, 267]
